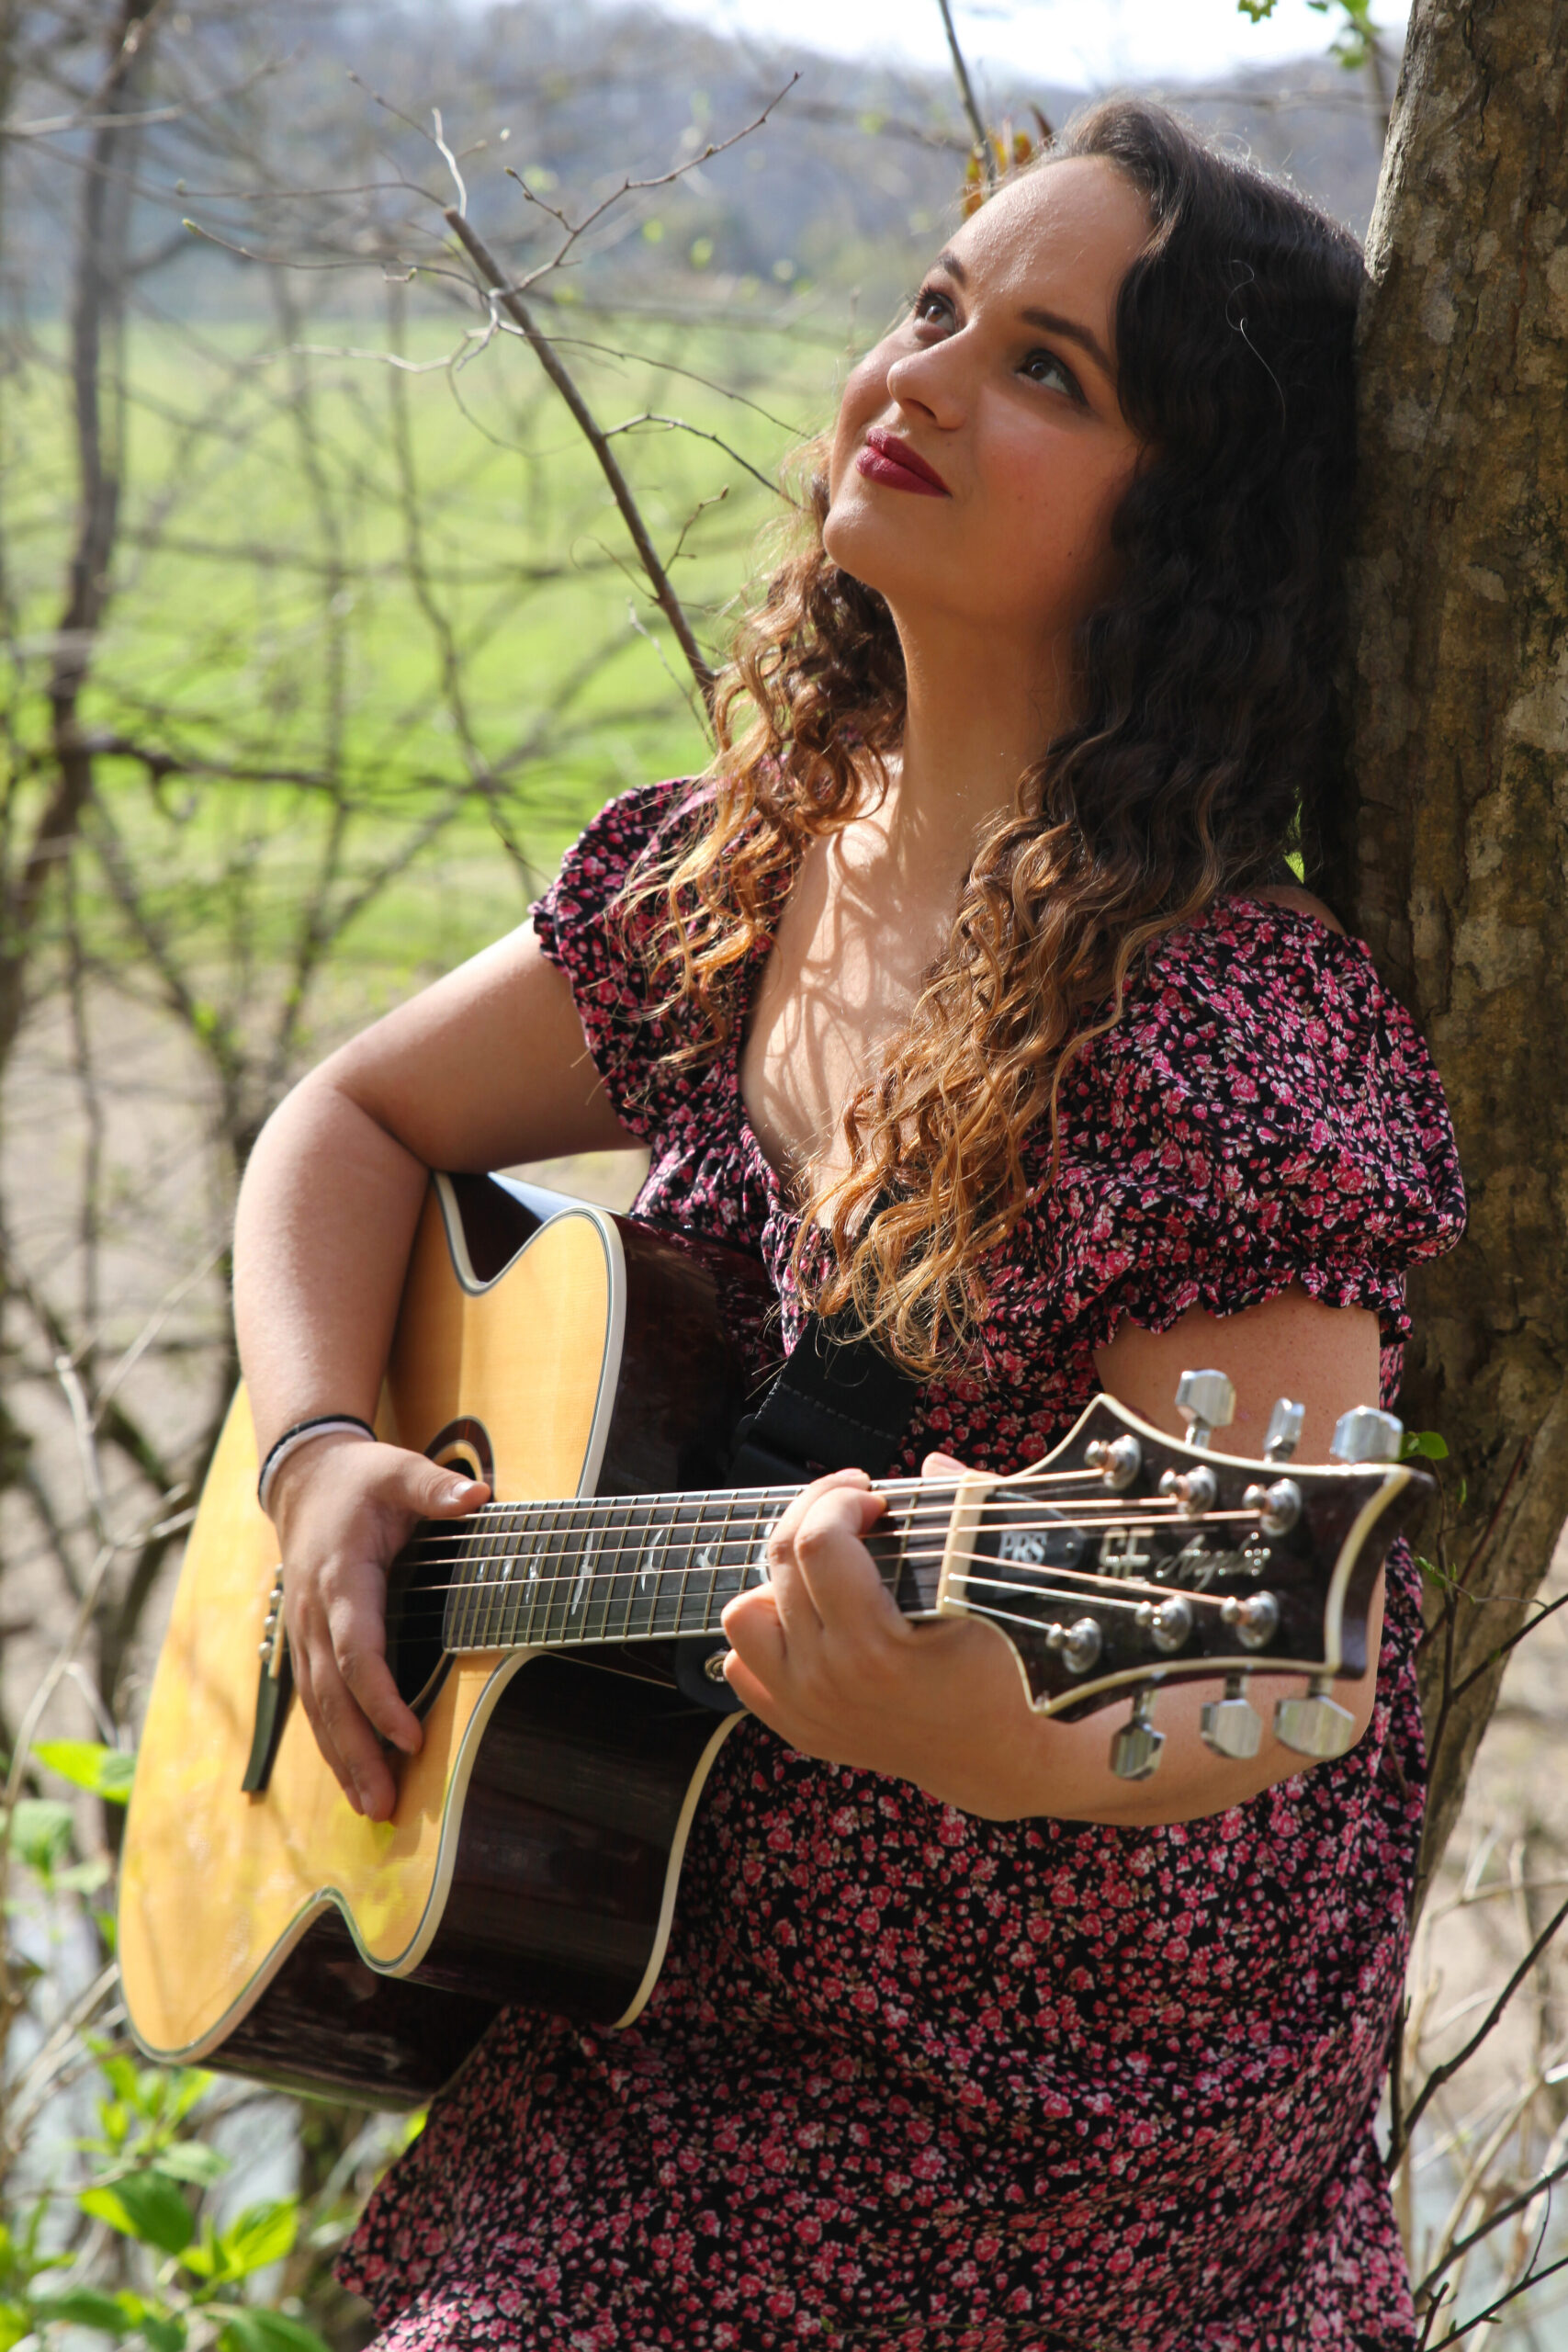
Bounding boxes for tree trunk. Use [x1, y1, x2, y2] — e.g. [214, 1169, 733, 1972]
[1317, 0, 1568, 1910]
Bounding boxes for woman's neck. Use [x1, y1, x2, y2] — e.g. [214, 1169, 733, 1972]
[883, 621, 1074, 879]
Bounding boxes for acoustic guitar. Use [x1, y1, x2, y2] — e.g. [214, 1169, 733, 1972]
[118, 1172, 1431, 2108]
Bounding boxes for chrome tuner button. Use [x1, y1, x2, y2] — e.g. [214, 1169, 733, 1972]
[1264, 1399, 1306, 1464]
[1111, 1690, 1164, 1780]
[1060, 1617, 1103, 1674]
[1086, 1433, 1141, 1490]
[1148, 1596, 1194, 1654]
[1201, 1673, 1264, 1759]
[1220, 1590, 1280, 1649]
[1175, 1369, 1236, 1453]
[1158, 1464, 1217, 1518]
[1242, 1478, 1302, 1537]
[1274, 1677, 1358, 1759]
[1329, 1408, 1404, 1465]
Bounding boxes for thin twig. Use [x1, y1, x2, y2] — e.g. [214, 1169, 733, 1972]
[443, 208, 716, 709]
[1394, 1889, 1568, 2162]
[936, 0, 995, 188]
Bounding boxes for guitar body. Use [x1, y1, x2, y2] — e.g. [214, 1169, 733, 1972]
[122, 1176, 1428, 2109]
[119, 1176, 772, 2107]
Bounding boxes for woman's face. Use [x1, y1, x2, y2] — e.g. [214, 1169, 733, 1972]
[824, 156, 1148, 661]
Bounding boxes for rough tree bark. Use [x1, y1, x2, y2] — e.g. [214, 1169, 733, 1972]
[1317, 0, 1568, 1908]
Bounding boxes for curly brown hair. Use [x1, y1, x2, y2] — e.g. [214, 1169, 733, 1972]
[620, 98, 1367, 1375]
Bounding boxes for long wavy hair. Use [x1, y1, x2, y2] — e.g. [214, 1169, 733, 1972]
[621, 99, 1366, 1376]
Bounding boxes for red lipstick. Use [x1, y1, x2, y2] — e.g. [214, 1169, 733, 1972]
[855, 426, 951, 498]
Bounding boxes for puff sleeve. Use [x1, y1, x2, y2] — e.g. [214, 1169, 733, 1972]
[1039, 901, 1466, 1362]
[529, 777, 705, 1139]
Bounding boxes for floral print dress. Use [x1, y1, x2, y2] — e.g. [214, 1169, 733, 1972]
[339, 780, 1466, 2352]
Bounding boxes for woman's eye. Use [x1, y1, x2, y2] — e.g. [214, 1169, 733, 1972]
[912, 288, 952, 326]
[1021, 348, 1082, 400]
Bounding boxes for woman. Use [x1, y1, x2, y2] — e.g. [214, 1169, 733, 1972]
[235, 101, 1464, 2351]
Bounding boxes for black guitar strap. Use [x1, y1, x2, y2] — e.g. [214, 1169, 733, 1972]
[675, 1309, 926, 1713]
[728, 1311, 926, 1487]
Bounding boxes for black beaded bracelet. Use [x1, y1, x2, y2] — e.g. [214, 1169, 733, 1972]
[256, 1413, 377, 1512]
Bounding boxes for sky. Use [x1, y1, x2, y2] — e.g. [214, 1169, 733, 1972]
[636, 0, 1408, 93]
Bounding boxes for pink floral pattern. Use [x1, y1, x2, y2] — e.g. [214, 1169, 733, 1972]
[340, 781, 1465, 2350]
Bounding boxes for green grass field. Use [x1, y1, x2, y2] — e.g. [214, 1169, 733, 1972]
[4, 298, 851, 993]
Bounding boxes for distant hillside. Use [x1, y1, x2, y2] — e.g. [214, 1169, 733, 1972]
[2, 0, 1387, 322]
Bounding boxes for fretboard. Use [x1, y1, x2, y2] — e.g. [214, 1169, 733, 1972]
[423, 1485, 937, 1654]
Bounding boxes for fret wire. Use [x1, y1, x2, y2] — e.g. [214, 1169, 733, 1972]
[512, 1496, 543, 1646]
[709, 1489, 738, 1637]
[649, 1512, 675, 1638]
[530, 1497, 558, 1647]
[469, 1503, 498, 1646]
[457, 1516, 483, 1649]
[522, 1498, 550, 1646]
[441, 1528, 466, 1650]
[591, 1497, 622, 1646]
[488, 1504, 519, 1647]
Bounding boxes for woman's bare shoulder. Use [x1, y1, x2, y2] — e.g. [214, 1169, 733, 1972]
[1247, 881, 1346, 935]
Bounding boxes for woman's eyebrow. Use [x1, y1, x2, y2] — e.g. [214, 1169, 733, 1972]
[1019, 305, 1114, 380]
[931, 250, 1114, 382]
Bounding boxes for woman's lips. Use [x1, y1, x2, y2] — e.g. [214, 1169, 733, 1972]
[854, 427, 951, 497]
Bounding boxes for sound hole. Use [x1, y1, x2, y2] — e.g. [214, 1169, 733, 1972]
[384, 1417, 496, 1715]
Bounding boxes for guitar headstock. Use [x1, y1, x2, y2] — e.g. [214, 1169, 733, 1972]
[931, 1372, 1433, 1778]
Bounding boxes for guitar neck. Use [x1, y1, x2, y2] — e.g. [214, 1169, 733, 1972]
[423, 1484, 941, 1656]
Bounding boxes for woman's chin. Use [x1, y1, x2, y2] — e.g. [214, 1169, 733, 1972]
[822, 503, 927, 607]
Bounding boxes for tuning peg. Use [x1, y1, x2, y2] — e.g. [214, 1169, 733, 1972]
[1264, 1399, 1305, 1463]
[1200, 1672, 1263, 1758]
[1329, 1408, 1404, 1465]
[1274, 1677, 1358, 1759]
[1175, 1369, 1235, 1452]
[1110, 1690, 1164, 1780]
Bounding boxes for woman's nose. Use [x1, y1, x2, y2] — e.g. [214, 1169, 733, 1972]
[884, 339, 966, 430]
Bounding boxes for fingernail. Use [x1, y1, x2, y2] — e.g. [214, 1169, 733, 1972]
[444, 1478, 480, 1505]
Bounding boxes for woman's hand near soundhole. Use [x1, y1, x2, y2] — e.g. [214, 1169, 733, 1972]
[266, 1436, 489, 1822]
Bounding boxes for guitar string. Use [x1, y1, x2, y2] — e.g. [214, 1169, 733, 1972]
[389, 1494, 1224, 1568]
[374, 1457, 1189, 1549]
[386, 1514, 1270, 1640]
[383, 1507, 1257, 1600]
[387, 1501, 1256, 1581]
[436, 1570, 1241, 1648]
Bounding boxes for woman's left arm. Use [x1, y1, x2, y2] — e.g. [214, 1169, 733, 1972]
[719, 1283, 1386, 1824]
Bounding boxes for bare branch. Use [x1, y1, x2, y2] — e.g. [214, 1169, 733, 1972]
[935, 0, 995, 188]
[444, 207, 716, 709]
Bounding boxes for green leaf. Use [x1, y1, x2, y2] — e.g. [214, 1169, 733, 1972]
[79, 2173, 194, 2257]
[32, 2286, 136, 2335]
[0, 2301, 31, 2352]
[32, 1741, 136, 1804]
[155, 2143, 230, 2189]
[6, 1798, 75, 1874]
[220, 2312, 331, 2352]
[217, 2203, 297, 2278]
[142, 2315, 186, 2352]
[1401, 1429, 1450, 1460]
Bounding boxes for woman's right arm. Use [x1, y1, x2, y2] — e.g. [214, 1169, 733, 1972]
[233, 922, 637, 1821]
